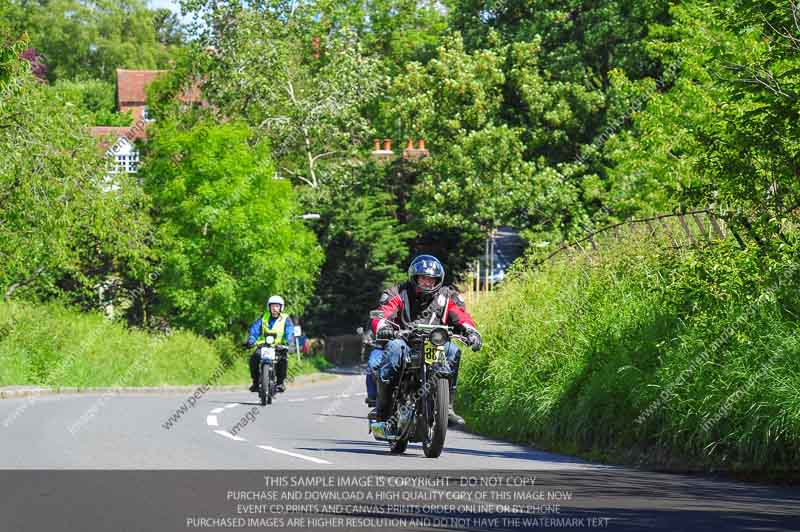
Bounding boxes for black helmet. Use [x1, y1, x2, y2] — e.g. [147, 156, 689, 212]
[408, 255, 444, 293]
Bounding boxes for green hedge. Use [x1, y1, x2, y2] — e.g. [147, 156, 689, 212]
[0, 300, 329, 388]
[460, 236, 800, 474]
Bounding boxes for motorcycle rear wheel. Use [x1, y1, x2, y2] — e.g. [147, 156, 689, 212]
[422, 378, 449, 458]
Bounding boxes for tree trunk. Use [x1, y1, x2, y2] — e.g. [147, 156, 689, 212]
[4, 266, 46, 300]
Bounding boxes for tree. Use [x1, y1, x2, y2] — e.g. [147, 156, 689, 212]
[153, 8, 186, 46]
[0, 36, 152, 303]
[302, 162, 415, 334]
[441, 0, 674, 243]
[449, 0, 669, 84]
[171, 1, 407, 334]
[50, 78, 133, 126]
[183, 0, 384, 202]
[386, 35, 555, 258]
[605, 0, 800, 242]
[139, 120, 324, 337]
[313, 0, 447, 70]
[6, 0, 176, 83]
[696, 0, 800, 227]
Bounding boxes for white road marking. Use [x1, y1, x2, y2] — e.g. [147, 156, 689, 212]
[312, 395, 329, 400]
[338, 394, 351, 398]
[206, 415, 219, 427]
[210, 407, 225, 414]
[214, 430, 246, 442]
[355, 392, 366, 396]
[224, 403, 239, 409]
[257, 445, 331, 465]
[287, 398, 306, 403]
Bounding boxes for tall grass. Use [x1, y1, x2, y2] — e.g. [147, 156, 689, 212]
[0, 300, 329, 388]
[461, 234, 800, 473]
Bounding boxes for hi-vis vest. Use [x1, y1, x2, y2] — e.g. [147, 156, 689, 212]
[260, 313, 288, 345]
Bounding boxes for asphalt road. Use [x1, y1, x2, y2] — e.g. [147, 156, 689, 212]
[1, 370, 798, 532]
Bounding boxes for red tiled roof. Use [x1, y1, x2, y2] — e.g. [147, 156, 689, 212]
[89, 125, 147, 150]
[116, 69, 167, 105]
[116, 69, 205, 107]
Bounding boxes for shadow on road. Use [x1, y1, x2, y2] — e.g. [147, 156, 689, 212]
[295, 437, 588, 464]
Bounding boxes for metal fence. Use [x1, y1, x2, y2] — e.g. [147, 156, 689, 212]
[537, 208, 730, 265]
[461, 208, 736, 306]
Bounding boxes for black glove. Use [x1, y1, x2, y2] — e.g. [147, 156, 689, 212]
[376, 326, 395, 340]
[465, 328, 482, 352]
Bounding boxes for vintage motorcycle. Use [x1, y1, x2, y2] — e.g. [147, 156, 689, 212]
[255, 334, 287, 406]
[368, 311, 467, 458]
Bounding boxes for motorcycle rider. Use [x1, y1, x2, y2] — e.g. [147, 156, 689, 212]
[245, 295, 294, 393]
[367, 255, 482, 426]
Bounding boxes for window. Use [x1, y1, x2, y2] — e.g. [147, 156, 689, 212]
[121, 151, 139, 173]
[105, 137, 139, 174]
[110, 152, 139, 174]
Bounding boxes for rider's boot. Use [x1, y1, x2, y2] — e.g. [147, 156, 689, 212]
[276, 354, 287, 392]
[365, 373, 377, 407]
[369, 380, 392, 422]
[447, 385, 465, 426]
[248, 353, 259, 392]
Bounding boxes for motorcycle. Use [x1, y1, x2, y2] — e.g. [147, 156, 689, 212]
[367, 310, 467, 458]
[254, 334, 288, 406]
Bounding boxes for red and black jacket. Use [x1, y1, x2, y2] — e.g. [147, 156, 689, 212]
[370, 281, 477, 335]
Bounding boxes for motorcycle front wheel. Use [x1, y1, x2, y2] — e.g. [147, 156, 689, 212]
[389, 434, 408, 454]
[260, 364, 273, 406]
[422, 377, 449, 458]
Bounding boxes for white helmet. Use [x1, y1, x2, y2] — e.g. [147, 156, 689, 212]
[267, 295, 285, 310]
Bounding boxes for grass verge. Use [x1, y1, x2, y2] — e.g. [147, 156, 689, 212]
[0, 300, 330, 388]
[460, 235, 800, 477]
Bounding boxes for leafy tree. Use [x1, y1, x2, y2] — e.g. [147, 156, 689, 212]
[139, 120, 324, 337]
[314, 0, 448, 70]
[302, 162, 415, 334]
[182, 0, 384, 202]
[50, 78, 133, 126]
[387, 35, 559, 256]
[695, 0, 800, 227]
[440, 0, 674, 243]
[606, 0, 800, 242]
[449, 0, 669, 83]
[6, 0, 177, 83]
[0, 37, 152, 303]
[152, 8, 186, 46]
[173, 0, 412, 333]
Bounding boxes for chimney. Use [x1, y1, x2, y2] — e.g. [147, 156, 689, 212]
[311, 36, 321, 60]
[371, 137, 396, 163]
[403, 138, 429, 161]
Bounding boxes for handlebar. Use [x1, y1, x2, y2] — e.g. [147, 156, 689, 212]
[385, 323, 469, 345]
[249, 342, 290, 351]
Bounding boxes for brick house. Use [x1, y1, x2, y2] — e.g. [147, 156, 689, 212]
[89, 69, 202, 174]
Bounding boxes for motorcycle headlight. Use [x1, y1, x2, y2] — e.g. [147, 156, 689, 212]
[266, 336, 275, 345]
[429, 328, 448, 347]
